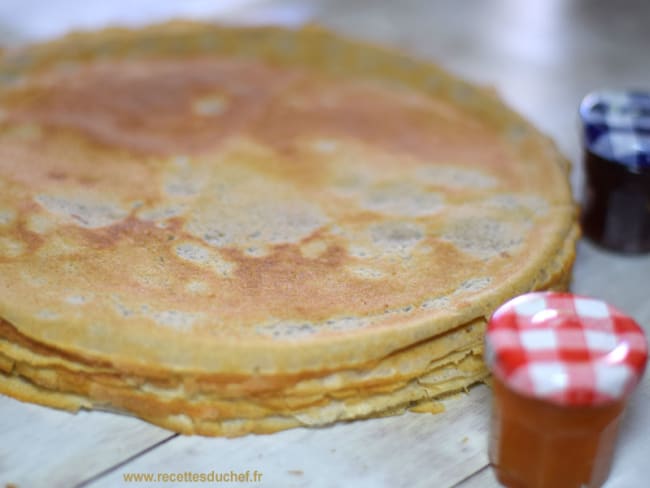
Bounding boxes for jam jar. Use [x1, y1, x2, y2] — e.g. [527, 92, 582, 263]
[485, 292, 648, 488]
[580, 90, 650, 253]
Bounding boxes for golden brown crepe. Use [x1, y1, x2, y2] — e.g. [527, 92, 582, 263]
[0, 22, 578, 435]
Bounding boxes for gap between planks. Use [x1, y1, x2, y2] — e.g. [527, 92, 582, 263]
[75, 434, 178, 488]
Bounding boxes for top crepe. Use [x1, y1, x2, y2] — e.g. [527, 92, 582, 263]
[0, 23, 576, 375]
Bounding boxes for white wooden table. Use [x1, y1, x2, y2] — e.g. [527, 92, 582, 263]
[1, 1, 649, 487]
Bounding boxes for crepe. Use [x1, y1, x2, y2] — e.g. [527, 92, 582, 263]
[0, 22, 578, 435]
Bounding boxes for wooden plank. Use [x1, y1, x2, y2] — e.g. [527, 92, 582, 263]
[604, 375, 650, 488]
[573, 241, 650, 326]
[87, 386, 492, 488]
[453, 466, 500, 488]
[0, 395, 174, 488]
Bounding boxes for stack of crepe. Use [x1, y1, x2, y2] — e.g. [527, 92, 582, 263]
[0, 23, 578, 436]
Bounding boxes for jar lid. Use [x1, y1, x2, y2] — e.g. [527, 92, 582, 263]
[579, 90, 650, 174]
[485, 292, 648, 406]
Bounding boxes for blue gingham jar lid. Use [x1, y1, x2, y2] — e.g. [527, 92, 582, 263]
[579, 90, 650, 173]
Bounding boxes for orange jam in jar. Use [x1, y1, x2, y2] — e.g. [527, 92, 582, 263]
[485, 292, 647, 488]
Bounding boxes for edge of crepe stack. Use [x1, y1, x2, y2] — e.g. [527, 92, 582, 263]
[0, 225, 577, 436]
[0, 22, 579, 436]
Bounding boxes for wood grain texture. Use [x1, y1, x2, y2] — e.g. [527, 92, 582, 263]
[87, 386, 491, 488]
[0, 396, 174, 488]
[453, 467, 501, 488]
[0, 1, 649, 487]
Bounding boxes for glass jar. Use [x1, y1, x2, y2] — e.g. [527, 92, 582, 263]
[485, 292, 648, 488]
[579, 90, 650, 253]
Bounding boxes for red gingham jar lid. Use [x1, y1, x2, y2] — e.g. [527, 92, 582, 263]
[485, 292, 648, 406]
